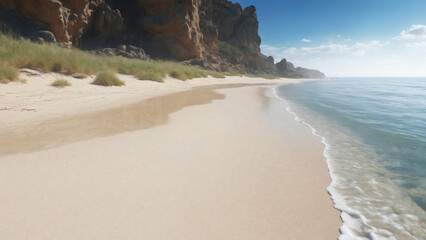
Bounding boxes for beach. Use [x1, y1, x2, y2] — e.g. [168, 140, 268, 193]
[0, 73, 340, 239]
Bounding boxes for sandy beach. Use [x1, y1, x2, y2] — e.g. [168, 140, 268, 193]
[0, 73, 341, 239]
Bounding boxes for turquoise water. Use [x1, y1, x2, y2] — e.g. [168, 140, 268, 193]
[274, 78, 426, 239]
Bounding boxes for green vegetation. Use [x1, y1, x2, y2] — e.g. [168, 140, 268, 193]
[217, 40, 258, 57]
[170, 65, 224, 81]
[0, 62, 19, 83]
[217, 40, 245, 57]
[217, 41, 279, 79]
[51, 79, 71, 87]
[0, 34, 225, 82]
[248, 73, 280, 79]
[93, 71, 125, 86]
[0, 33, 279, 83]
[228, 69, 280, 79]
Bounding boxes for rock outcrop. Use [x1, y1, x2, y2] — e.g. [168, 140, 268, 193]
[0, 0, 93, 45]
[89, 44, 150, 60]
[136, 0, 204, 60]
[80, 3, 125, 48]
[276, 58, 325, 78]
[182, 54, 233, 72]
[294, 67, 326, 79]
[0, 0, 326, 78]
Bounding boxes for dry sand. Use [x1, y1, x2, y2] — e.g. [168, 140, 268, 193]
[0, 72, 341, 239]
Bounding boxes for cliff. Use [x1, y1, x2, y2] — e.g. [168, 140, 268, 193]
[0, 0, 325, 78]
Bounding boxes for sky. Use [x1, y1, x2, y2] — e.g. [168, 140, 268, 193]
[234, 0, 426, 77]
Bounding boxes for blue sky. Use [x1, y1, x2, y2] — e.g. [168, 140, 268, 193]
[234, 0, 426, 76]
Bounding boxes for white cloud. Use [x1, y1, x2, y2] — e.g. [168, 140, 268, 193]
[393, 24, 426, 40]
[284, 43, 350, 55]
[406, 41, 426, 47]
[263, 40, 384, 58]
[352, 40, 385, 56]
[354, 40, 384, 48]
[301, 38, 311, 43]
[260, 25, 426, 76]
[337, 35, 342, 38]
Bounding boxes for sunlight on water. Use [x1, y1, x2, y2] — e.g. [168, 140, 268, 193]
[275, 78, 426, 240]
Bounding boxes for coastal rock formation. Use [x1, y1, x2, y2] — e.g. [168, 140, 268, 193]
[295, 67, 326, 79]
[182, 54, 233, 72]
[0, 0, 93, 45]
[89, 45, 150, 60]
[80, 3, 125, 48]
[202, 0, 260, 54]
[0, 0, 326, 78]
[0, 0, 68, 42]
[229, 6, 261, 55]
[136, 0, 204, 60]
[276, 58, 326, 78]
[276, 58, 292, 76]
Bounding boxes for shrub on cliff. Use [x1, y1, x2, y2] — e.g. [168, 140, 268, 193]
[93, 71, 124, 86]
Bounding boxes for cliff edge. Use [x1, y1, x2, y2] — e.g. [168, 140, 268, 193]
[0, 0, 325, 78]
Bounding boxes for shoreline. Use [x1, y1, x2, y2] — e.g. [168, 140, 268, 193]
[274, 79, 426, 239]
[0, 71, 306, 133]
[0, 74, 340, 239]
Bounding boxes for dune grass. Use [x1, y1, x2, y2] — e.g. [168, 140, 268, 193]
[0, 62, 19, 83]
[51, 79, 71, 88]
[0, 33, 227, 82]
[93, 71, 125, 86]
[227, 69, 280, 79]
[248, 73, 280, 79]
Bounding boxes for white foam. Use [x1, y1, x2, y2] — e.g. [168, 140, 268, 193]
[271, 86, 413, 240]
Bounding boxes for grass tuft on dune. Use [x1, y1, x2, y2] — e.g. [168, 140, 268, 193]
[51, 79, 71, 88]
[0, 62, 19, 83]
[93, 71, 125, 86]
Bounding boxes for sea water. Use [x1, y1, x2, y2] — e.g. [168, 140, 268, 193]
[273, 78, 426, 240]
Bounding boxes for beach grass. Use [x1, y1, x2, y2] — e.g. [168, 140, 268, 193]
[250, 73, 280, 79]
[0, 33, 280, 82]
[228, 69, 280, 79]
[0, 34, 226, 82]
[51, 79, 71, 88]
[93, 71, 125, 86]
[0, 62, 19, 83]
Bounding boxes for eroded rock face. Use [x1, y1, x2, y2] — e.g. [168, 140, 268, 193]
[0, 0, 68, 42]
[80, 3, 125, 48]
[0, 0, 259, 60]
[229, 6, 261, 55]
[205, 1, 261, 55]
[89, 45, 150, 60]
[198, 0, 264, 72]
[0, 0, 93, 45]
[182, 54, 233, 72]
[0, 0, 326, 77]
[0, 8, 47, 39]
[136, 0, 204, 60]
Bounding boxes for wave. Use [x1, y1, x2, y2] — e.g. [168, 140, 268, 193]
[271, 86, 425, 240]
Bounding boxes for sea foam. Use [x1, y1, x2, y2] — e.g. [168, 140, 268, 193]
[271, 81, 426, 240]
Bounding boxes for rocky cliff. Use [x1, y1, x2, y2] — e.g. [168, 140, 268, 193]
[0, 0, 325, 78]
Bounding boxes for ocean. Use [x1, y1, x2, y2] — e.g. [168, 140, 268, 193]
[273, 78, 426, 240]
